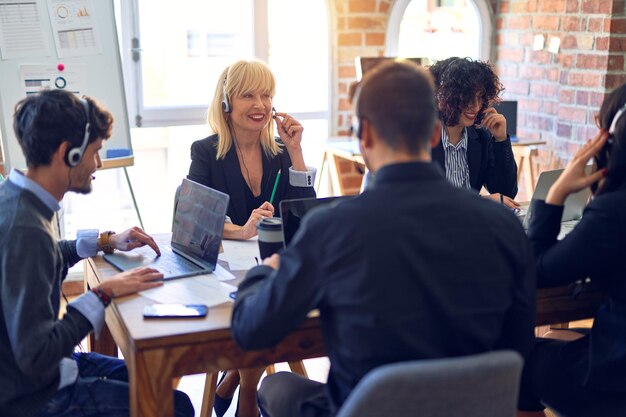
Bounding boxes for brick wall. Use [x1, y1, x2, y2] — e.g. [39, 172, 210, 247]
[330, 0, 626, 166]
[495, 0, 626, 163]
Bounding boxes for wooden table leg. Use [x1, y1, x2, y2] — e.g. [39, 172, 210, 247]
[87, 323, 118, 357]
[129, 350, 175, 417]
[200, 372, 219, 417]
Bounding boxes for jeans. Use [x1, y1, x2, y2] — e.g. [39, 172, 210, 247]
[38, 352, 194, 417]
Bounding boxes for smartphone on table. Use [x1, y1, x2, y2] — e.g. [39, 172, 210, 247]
[143, 304, 208, 319]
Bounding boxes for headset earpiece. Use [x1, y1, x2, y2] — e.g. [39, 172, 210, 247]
[221, 74, 231, 114]
[350, 85, 363, 140]
[65, 98, 91, 167]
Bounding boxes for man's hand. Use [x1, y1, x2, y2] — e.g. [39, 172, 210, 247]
[110, 227, 161, 256]
[98, 266, 163, 298]
[262, 253, 280, 270]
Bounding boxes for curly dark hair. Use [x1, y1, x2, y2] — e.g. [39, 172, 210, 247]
[428, 57, 504, 127]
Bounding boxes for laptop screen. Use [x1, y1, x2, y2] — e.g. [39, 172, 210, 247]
[280, 196, 353, 247]
[172, 179, 229, 268]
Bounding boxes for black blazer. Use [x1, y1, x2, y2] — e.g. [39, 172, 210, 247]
[528, 187, 626, 391]
[187, 134, 316, 226]
[232, 162, 535, 412]
[432, 126, 518, 197]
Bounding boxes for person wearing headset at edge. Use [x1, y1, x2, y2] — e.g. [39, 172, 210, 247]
[428, 56, 520, 209]
[0, 89, 194, 417]
[517, 84, 626, 417]
[187, 59, 317, 241]
[187, 59, 316, 417]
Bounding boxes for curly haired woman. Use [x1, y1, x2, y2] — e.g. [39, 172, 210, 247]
[428, 57, 519, 208]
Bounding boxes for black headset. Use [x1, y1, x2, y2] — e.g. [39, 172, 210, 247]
[65, 98, 91, 167]
[607, 102, 626, 146]
[221, 72, 231, 114]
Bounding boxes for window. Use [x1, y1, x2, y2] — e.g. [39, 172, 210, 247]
[386, 0, 493, 63]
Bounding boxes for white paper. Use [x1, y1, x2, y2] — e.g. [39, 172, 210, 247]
[0, 0, 51, 59]
[19, 63, 85, 95]
[139, 273, 231, 307]
[219, 238, 260, 271]
[214, 263, 235, 281]
[47, 0, 100, 57]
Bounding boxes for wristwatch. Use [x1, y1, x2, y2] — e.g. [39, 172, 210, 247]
[98, 231, 116, 254]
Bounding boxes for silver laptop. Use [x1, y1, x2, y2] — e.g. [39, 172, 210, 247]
[520, 168, 590, 229]
[104, 179, 229, 280]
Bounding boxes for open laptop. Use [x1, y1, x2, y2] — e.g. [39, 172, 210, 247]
[519, 168, 591, 229]
[104, 179, 229, 280]
[280, 196, 353, 247]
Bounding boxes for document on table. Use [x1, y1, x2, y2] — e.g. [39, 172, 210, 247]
[220, 238, 260, 271]
[138, 273, 231, 307]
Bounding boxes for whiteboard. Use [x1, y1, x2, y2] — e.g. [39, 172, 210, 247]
[0, 0, 132, 172]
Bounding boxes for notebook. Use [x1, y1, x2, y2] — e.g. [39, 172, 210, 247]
[519, 168, 591, 229]
[104, 179, 229, 280]
[280, 196, 353, 247]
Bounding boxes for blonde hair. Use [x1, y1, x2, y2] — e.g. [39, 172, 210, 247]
[208, 60, 280, 159]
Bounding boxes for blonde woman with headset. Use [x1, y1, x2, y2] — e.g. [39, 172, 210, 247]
[188, 60, 316, 241]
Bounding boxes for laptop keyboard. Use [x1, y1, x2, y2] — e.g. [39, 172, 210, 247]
[131, 245, 203, 276]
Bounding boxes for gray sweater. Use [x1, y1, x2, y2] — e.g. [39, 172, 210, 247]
[0, 179, 92, 417]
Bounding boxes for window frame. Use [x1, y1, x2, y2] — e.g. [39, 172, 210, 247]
[117, 0, 332, 130]
[385, 0, 495, 62]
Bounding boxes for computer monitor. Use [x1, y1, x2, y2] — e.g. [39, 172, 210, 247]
[493, 100, 518, 140]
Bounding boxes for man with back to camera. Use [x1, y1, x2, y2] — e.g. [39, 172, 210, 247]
[230, 61, 536, 417]
[0, 89, 194, 417]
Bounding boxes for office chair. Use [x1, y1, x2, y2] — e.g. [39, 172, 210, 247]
[336, 350, 523, 417]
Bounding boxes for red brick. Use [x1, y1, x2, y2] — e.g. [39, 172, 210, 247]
[534, 15, 560, 31]
[558, 53, 575, 68]
[606, 18, 626, 32]
[339, 65, 356, 78]
[559, 89, 576, 104]
[591, 91, 607, 107]
[568, 72, 603, 88]
[499, 1, 511, 13]
[338, 98, 351, 111]
[496, 17, 505, 30]
[528, 50, 552, 64]
[506, 80, 530, 94]
[508, 16, 532, 30]
[606, 73, 626, 89]
[338, 17, 347, 31]
[379, 1, 390, 13]
[576, 54, 608, 70]
[596, 37, 610, 50]
[539, 0, 566, 12]
[338, 82, 348, 95]
[557, 123, 573, 138]
[531, 83, 558, 97]
[567, 0, 580, 12]
[347, 17, 385, 30]
[613, 0, 626, 14]
[582, 0, 612, 14]
[365, 33, 385, 46]
[338, 33, 362, 46]
[337, 129, 351, 137]
[527, 114, 555, 131]
[497, 47, 524, 62]
[576, 90, 590, 105]
[498, 65, 518, 78]
[348, 0, 376, 13]
[519, 98, 543, 112]
[607, 55, 624, 71]
[587, 17, 603, 32]
[512, 2, 528, 13]
[558, 106, 587, 123]
[544, 101, 560, 115]
[520, 32, 535, 46]
[609, 38, 626, 52]
[547, 67, 560, 81]
[561, 16, 582, 31]
[520, 66, 545, 80]
[560, 35, 578, 49]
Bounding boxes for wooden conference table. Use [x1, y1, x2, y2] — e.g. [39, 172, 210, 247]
[84, 235, 603, 417]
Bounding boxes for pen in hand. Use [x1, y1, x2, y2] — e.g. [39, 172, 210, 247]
[269, 169, 281, 205]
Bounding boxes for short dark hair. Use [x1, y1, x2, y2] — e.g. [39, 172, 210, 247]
[355, 60, 437, 154]
[594, 83, 626, 194]
[429, 57, 504, 127]
[13, 89, 113, 167]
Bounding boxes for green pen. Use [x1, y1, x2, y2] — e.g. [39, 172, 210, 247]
[269, 169, 281, 205]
